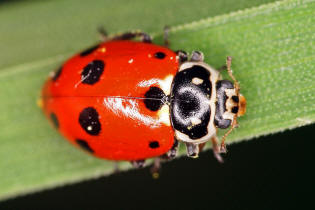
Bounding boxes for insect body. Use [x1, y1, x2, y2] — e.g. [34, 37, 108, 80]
[41, 30, 246, 168]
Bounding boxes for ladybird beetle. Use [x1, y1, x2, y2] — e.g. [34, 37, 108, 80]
[41, 28, 246, 170]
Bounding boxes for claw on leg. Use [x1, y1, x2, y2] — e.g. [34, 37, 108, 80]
[150, 158, 161, 179]
[220, 143, 227, 154]
[185, 142, 199, 158]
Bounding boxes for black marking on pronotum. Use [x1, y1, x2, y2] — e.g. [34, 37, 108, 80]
[81, 60, 105, 85]
[170, 65, 212, 139]
[149, 141, 160, 149]
[232, 95, 239, 103]
[154, 52, 166, 59]
[214, 80, 234, 129]
[80, 44, 100, 56]
[232, 106, 239, 114]
[79, 107, 101, 135]
[52, 66, 62, 81]
[76, 139, 94, 153]
[50, 113, 59, 129]
[144, 87, 166, 111]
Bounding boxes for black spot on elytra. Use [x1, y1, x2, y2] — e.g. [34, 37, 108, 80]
[232, 95, 239, 103]
[76, 139, 94, 153]
[52, 66, 62, 81]
[81, 60, 105, 85]
[144, 87, 166, 111]
[80, 44, 100, 56]
[154, 52, 166, 59]
[79, 107, 101, 135]
[232, 106, 239, 114]
[149, 141, 160, 149]
[50, 113, 59, 129]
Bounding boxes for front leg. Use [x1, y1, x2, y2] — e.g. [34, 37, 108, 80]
[176, 50, 188, 64]
[185, 142, 200, 158]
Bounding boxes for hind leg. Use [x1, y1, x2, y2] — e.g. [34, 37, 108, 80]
[150, 138, 179, 177]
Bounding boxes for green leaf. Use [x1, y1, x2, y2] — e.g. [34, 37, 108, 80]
[0, 0, 314, 201]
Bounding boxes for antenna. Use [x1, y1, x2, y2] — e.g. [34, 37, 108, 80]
[220, 56, 239, 152]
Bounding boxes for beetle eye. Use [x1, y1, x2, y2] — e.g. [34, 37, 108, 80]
[231, 106, 239, 114]
[232, 95, 239, 103]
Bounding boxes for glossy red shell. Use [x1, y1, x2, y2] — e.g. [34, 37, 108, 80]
[42, 40, 179, 160]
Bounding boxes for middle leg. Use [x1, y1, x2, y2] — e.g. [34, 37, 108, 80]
[98, 27, 152, 43]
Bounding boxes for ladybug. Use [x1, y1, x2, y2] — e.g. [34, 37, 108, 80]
[41, 28, 246, 170]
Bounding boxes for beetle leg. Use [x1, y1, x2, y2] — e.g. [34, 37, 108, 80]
[176, 50, 188, 64]
[163, 25, 170, 47]
[98, 26, 109, 41]
[198, 142, 207, 152]
[211, 136, 224, 163]
[150, 158, 161, 179]
[190, 51, 204, 62]
[163, 138, 179, 159]
[130, 159, 146, 168]
[98, 26, 152, 43]
[111, 31, 152, 43]
[217, 65, 227, 72]
[113, 162, 120, 173]
[185, 142, 200, 158]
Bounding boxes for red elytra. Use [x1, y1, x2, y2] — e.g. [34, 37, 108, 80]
[42, 40, 179, 160]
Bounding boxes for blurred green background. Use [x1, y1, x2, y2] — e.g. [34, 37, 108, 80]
[0, 0, 314, 208]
